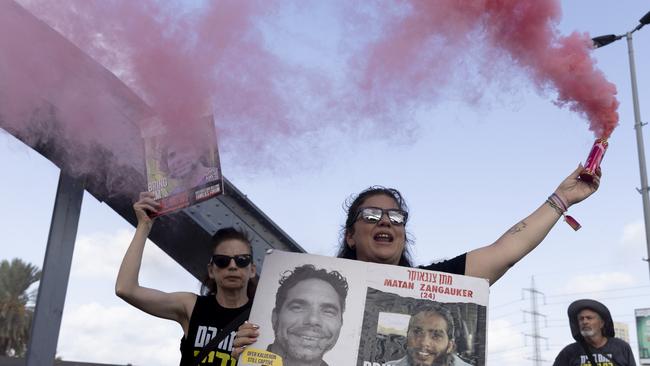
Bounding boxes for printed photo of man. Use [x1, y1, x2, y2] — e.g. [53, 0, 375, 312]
[267, 264, 349, 366]
[386, 304, 471, 366]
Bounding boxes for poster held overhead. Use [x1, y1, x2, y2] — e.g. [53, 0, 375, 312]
[140, 114, 224, 216]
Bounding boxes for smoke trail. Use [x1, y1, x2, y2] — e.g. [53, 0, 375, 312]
[351, 0, 619, 138]
[1, 0, 620, 196]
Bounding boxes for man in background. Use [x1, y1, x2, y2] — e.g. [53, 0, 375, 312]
[553, 299, 636, 366]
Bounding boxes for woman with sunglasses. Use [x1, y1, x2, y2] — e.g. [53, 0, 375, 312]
[232, 165, 601, 355]
[337, 164, 600, 282]
[116, 192, 257, 366]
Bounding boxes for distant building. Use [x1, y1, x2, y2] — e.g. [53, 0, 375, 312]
[636, 308, 650, 365]
[614, 321, 630, 343]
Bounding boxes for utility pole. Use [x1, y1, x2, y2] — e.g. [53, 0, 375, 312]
[522, 277, 547, 366]
[592, 10, 650, 279]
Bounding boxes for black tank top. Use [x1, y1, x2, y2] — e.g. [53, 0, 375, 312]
[179, 295, 251, 366]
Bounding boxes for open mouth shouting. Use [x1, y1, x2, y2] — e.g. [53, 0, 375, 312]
[374, 231, 394, 243]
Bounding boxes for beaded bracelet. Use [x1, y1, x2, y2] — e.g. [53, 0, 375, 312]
[546, 194, 581, 231]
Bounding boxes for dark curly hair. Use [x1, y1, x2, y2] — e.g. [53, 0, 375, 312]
[274, 264, 349, 315]
[200, 227, 257, 300]
[337, 186, 414, 267]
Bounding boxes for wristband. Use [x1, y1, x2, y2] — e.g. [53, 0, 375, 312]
[546, 196, 581, 231]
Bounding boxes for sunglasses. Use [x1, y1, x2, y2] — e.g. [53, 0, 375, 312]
[355, 207, 408, 226]
[211, 254, 252, 268]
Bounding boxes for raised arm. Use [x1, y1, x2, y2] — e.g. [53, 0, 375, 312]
[115, 192, 196, 333]
[465, 164, 600, 285]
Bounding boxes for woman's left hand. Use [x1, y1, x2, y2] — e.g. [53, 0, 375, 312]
[554, 164, 601, 207]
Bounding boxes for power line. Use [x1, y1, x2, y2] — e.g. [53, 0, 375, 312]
[488, 286, 650, 315]
[490, 310, 524, 320]
[544, 292, 650, 306]
[544, 284, 650, 299]
[491, 297, 525, 309]
[488, 345, 528, 355]
[487, 320, 527, 331]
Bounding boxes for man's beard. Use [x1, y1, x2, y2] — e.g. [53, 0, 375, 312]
[580, 328, 597, 337]
[407, 352, 453, 366]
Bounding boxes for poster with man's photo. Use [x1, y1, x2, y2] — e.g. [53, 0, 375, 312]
[140, 114, 223, 216]
[239, 250, 489, 366]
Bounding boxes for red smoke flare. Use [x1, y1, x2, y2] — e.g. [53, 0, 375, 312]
[354, 0, 619, 138]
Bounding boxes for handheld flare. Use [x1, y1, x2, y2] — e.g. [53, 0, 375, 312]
[579, 138, 608, 182]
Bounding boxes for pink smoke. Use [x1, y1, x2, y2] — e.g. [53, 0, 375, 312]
[353, 0, 619, 138]
[3, 0, 293, 176]
[0, 0, 151, 180]
[1, 0, 621, 196]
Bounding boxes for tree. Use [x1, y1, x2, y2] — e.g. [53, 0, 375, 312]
[0, 258, 41, 357]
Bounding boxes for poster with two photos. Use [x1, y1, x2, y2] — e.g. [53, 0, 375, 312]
[239, 250, 489, 366]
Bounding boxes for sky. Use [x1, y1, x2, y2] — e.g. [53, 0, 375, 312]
[1, 1, 650, 365]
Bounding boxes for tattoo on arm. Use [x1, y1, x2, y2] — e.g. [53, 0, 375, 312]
[507, 221, 527, 235]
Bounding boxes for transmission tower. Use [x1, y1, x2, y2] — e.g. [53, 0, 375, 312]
[522, 276, 548, 365]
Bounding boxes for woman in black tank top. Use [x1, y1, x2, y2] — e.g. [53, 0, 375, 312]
[116, 191, 257, 366]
